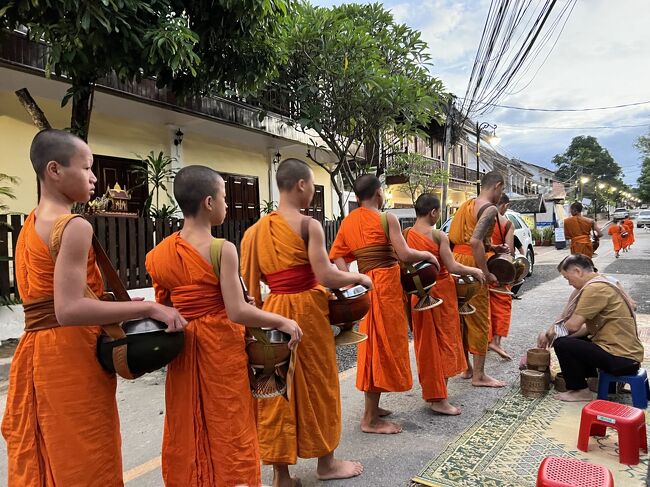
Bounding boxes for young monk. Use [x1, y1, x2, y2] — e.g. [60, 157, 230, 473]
[240, 159, 371, 487]
[146, 165, 303, 487]
[563, 202, 602, 258]
[405, 194, 485, 415]
[621, 216, 634, 252]
[608, 220, 624, 258]
[448, 171, 506, 388]
[2, 129, 187, 486]
[329, 175, 437, 434]
[488, 194, 516, 360]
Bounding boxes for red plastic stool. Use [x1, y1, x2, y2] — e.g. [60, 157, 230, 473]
[537, 456, 613, 486]
[577, 400, 647, 465]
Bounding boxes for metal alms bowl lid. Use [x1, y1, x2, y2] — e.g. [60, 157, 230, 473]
[121, 317, 169, 335]
[335, 284, 369, 299]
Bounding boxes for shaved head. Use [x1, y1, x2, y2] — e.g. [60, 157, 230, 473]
[174, 165, 223, 217]
[480, 171, 504, 189]
[353, 174, 382, 202]
[498, 194, 510, 205]
[414, 193, 440, 217]
[276, 158, 312, 191]
[30, 129, 84, 180]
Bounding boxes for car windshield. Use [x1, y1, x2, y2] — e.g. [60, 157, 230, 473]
[640, 210, 650, 216]
[614, 208, 627, 212]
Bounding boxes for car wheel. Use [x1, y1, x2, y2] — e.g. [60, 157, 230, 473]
[526, 247, 534, 277]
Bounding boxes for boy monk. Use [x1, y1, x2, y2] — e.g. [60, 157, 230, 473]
[621, 215, 634, 252]
[405, 194, 485, 415]
[240, 159, 370, 487]
[146, 165, 303, 487]
[448, 171, 506, 388]
[563, 202, 602, 258]
[2, 129, 187, 486]
[488, 194, 516, 360]
[329, 174, 437, 434]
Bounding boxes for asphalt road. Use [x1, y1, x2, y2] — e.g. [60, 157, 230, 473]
[1, 232, 649, 486]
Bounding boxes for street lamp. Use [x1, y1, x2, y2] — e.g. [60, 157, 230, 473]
[476, 122, 498, 193]
[579, 175, 590, 200]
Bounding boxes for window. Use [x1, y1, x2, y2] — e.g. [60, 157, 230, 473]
[301, 184, 325, 222]
[506, 214, 522, 229]
[220, 172, 260, 221]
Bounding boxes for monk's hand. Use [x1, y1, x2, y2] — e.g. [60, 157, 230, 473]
[356, 274, 373, 290]
[149, 303, 188, 333]
[245, 294, 256, 306]
[492, 244, 510, 255]
[487, 272, 499, 285]
[277, 319, 303, 350]
[472, 269, 486, 284]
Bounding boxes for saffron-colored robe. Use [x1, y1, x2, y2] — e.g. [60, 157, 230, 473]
[448, 199, 494, 356]
[146, 233, 260, 487]
[329, 207, 413, 393]
[489, 217, 513, 338]
[240, 212, 340, 465]
[608, 224, 623, 252]
[563, 215, 593, 257]
[622, 219, 634, 249]
[1, 211, 122, 487]
[405, 229, 466, 401]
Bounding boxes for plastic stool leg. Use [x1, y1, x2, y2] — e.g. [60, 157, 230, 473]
[618, 425, 641, 465]
[597, 374, 612, 400]
[631, 379, 649, 409]
[577, 415, 594, 451]
[640, 422, 648, 452]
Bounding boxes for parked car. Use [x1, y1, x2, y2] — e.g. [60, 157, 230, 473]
[440, 209, 534, 277]
[612, 207, 629, 220]
[637, 209, 650, 228]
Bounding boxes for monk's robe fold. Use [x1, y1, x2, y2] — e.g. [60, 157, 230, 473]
[405, 229, 466, 401]
[622, 219, 634, 249]
[489, 219, 513, 339]
[1, 211, 122, 487]
[146, 233, 260, 487]
[608, 224, 623, 252]
[329, 207, 412, 393]
[448, 199, 494, 356]
[563, 215, 593, 257]
[240, 212, 340, 465]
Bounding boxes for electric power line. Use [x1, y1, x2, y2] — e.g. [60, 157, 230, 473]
[459, 98, 650, 112]
[498, 122, 650, 130]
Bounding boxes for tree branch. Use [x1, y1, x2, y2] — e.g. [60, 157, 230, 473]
[15, 88, 52, 130]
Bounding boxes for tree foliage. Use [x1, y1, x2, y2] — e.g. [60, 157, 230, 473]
[1, 0, 289, 140]
[386, 153, 448, 206]
[635, 129, 650, 203]
[272, 2, 447, 214]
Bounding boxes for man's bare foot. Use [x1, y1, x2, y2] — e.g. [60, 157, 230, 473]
[361, 418, 403, 434]
[555, 388, 592, 402]
[429, 400, 461, 415]
[488, 342, 512, 360]
[472, 375, 506, 388]
[272, 476, 301, 487]
[461, 368, 473, 379]
[316, 459, 364, 480]
[377, 407, 393, 417]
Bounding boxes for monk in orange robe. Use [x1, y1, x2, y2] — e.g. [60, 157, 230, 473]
[622, 216, 634, 251]
[241, 159, 369, 487]
[329, 175, 437, 434]
[2, 129, 186, 487]
[488, 194, 516, 361]
[146, 166, 302, 487]
[405, 194, 485, 415]
[448, 171, 507, 388]
[608, 221, 624, 257]
[563, 202, 602, 258]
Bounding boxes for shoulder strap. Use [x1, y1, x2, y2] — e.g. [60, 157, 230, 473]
[476, 203, 496, 222]
[209, 238, 226, 279]
[380, 212, 389, 240]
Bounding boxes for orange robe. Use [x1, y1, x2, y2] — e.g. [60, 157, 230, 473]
[146, 233, 260, 487]
[622, 219, 634, 248]
[489, 218, 513, 339]
[448, 199, 494, 356]
[329, 207, 413, 393]
[240, 212, 340, 464]
[563, 215, 593, 257]
[405, 229, 466, 401]
[608, 224, 623, 252]
[1, 212, 122, 487]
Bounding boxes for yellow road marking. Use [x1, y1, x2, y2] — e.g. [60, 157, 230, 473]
[123, 456, 161, 483]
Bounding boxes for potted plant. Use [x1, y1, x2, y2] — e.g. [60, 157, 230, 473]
[531, 228, 542, 246]
[542, 227, 554, 246]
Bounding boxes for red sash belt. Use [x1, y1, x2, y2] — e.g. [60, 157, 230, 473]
[265, 264, 318, 294]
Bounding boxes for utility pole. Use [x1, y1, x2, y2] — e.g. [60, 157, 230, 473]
[440, 97, 455, 224]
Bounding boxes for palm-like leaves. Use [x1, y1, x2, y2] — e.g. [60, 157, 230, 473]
[131, 151, 177, 218]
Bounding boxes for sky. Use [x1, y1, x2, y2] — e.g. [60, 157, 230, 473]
[312, 0, 650, 186]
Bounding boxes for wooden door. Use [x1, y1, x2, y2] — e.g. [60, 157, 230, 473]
[222, 172, 260, 221]
[93, 155, 147, 214]
[300, 184, 325, 222]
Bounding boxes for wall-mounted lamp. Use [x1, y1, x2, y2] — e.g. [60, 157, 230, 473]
[173, 129, 184, 146]
[273, 151, 282, 165]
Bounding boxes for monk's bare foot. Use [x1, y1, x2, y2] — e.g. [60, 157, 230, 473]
[461, 368, 473, 379]
[272, 476, 301, 487]
[377, 407, 393, 417]
[555, 388, 592, 402]
[472, 374, 506, 388]
[488, 342, 512, 360]
[429, 400, 461, 416]
[316, 459, 364, 480]
[361, 418, 403, 434]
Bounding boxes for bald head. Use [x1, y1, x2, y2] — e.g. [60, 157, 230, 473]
[30, 129, 84, 180]
[276, 158, 312, 192]
[414, 193, 440, 217]
[174, 165, 223, 217]
[354, 174, 382, 202]
[498, 194, 510, 205]
[481, 171, 504, 189]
